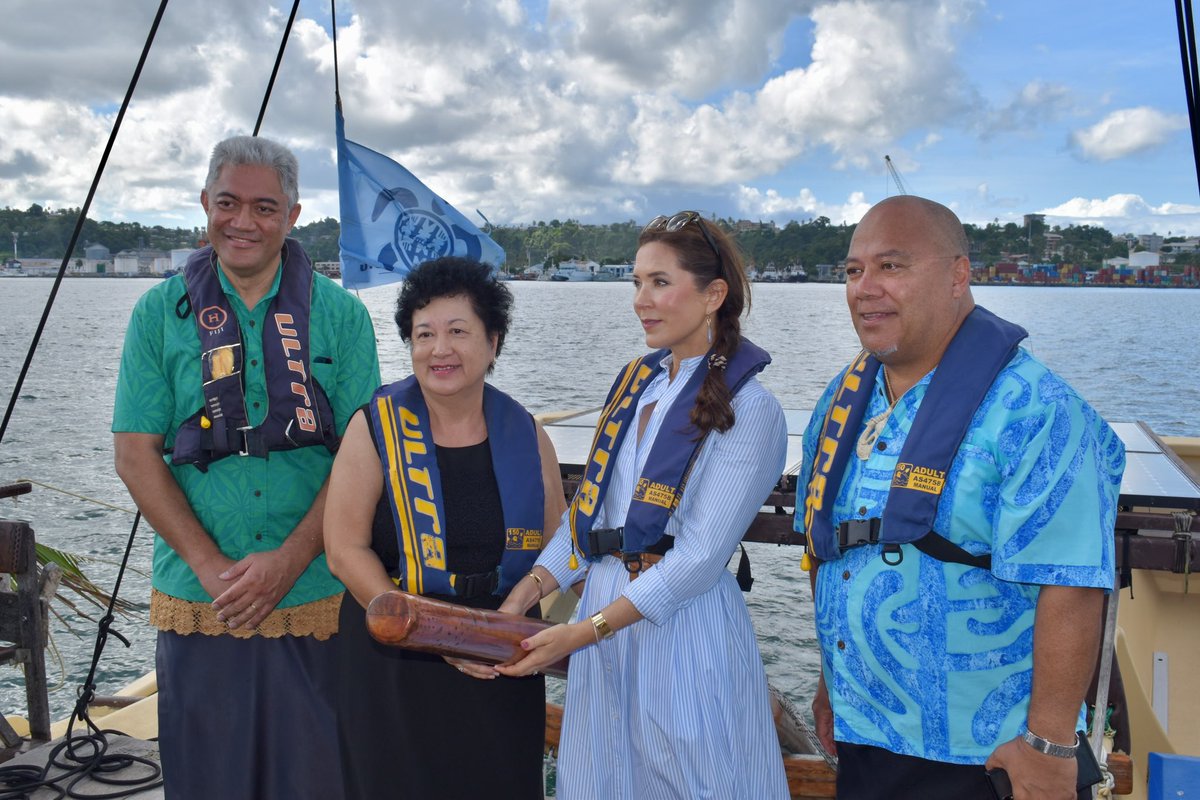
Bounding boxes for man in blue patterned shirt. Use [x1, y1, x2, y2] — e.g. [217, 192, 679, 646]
[794, 196, 1124, 800]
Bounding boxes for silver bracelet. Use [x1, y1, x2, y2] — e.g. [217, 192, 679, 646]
[1021, 729, 1078, 759]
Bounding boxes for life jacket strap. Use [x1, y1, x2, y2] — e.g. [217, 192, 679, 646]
[244, 428, 269, 458]
[835, 518, 992, 570]
[453, 570, 500, 599]
[910, 533, 992, 570]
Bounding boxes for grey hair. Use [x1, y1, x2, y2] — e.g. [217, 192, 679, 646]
[204, 135, 299, 208]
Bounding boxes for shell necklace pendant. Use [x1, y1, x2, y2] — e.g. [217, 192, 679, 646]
[856, 412, 890, 459]
[856, 369, 898, 460]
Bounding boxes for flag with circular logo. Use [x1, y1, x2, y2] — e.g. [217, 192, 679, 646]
[336, 107, 506, 289]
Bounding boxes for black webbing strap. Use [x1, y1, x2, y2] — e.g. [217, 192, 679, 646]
[836, 519, 992, 570]
[910, 532, 992, 570]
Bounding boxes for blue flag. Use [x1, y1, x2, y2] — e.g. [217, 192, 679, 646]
[335, 107, 506, 290]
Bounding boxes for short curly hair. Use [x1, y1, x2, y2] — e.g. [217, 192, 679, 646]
[394, 257, 514, 364]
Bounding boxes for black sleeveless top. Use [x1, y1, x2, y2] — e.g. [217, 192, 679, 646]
[367, 421, 507, 581]
[338, 419, 545, 800]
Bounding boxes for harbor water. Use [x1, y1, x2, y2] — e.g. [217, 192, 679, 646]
[0, 277, 1197, 721]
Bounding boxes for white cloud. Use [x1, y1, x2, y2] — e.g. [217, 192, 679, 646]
[615, 0, 981, 186]
[982, 79, 1073, 134]
[0, 0, 1193, 239]
[1040, 193, 1200, 235]
[549, 0, 810, 99]
[1070, 107, 1187, 161]
[736, 185, 873, 225]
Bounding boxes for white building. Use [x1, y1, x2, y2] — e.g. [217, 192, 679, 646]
[14, 258, 63, 276]
[113, 249, 171, 276]
[171, 249, 196, 271]
[1129, 251, 1161, 268]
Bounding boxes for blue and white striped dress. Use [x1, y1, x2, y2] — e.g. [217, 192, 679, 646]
[538, 353, 790, 800]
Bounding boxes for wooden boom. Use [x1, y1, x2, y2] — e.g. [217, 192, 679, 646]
[365, 590, 569, 678]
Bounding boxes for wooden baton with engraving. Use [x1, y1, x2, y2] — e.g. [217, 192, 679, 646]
[365, 589, 569, 678]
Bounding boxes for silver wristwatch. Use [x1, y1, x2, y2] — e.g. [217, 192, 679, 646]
[1021, 729, 1078, 759]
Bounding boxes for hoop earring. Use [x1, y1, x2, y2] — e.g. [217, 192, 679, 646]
[706, 315, 712, 345]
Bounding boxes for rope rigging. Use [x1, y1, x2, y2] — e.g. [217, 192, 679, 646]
[1176, 0, 1200, 197]
[0, 0, 303, 794]
[0, 3, 169, 452]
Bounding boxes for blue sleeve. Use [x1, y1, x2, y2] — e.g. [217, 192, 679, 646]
[622, 381, 788, 625]
[988, 392, 1123, 590]
[535, 506, 590, 591]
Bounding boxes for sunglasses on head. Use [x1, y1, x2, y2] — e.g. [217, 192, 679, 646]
[643, 211, 723, 267]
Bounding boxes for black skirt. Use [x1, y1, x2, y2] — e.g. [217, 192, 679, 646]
[335, 591, 546, 800]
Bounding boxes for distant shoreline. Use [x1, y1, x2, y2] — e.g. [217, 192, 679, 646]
[1, 273, 1196, 288]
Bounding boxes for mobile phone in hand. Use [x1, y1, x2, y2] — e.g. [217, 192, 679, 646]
[985, 767, 1013, 800]
[984, 733, 1103, 799]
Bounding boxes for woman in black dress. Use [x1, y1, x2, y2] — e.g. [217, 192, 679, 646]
[324, 257, 566, 799]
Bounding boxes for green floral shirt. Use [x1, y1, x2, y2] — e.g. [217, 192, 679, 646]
[113, 263, 380, 606]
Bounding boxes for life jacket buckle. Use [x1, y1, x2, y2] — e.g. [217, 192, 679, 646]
[236, 426, 268, 458]
[236, 425, 254, 457]
[587, 526, 624, 556]
[455, 570, 500, 599]
[837, 518, 881, 551]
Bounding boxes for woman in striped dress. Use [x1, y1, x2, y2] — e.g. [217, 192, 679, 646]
[495, 211, 790, 799]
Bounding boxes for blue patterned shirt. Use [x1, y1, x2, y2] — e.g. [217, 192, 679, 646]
[794, 348, 1123, 763]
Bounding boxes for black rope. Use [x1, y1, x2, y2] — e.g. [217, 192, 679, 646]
[0, 3, 167, 792]
[252, 0, 302, 136]
[332, 0, 342, 111]
[0, 514, 161, 799]
[0, 0, 169, 448]
[0, 0, 301, 793]
[1176, 0, 1200, 196]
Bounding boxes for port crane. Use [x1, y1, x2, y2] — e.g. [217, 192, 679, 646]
[884, 154, 908, 195]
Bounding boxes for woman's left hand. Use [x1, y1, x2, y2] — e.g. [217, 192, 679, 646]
[494, 621, 591, 677]
[445, 655, 497, 680]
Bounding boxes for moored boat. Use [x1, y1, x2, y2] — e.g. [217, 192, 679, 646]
[548, 258, 600, 281]
[758, 264, 782, 282]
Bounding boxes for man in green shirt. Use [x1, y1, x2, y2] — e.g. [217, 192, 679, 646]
[113, 135, 380, 799]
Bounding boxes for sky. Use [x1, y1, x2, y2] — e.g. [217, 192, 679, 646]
[1, 0, 1199, 237]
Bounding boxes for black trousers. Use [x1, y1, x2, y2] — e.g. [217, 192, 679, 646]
[835, 741, 1093, 800]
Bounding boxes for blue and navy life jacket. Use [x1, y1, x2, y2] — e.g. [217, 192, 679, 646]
[568, 340, 771, 561]
[170, 239, 338, 472]
[803, 306, 1027, 567]
[369, 377, 544, 597]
